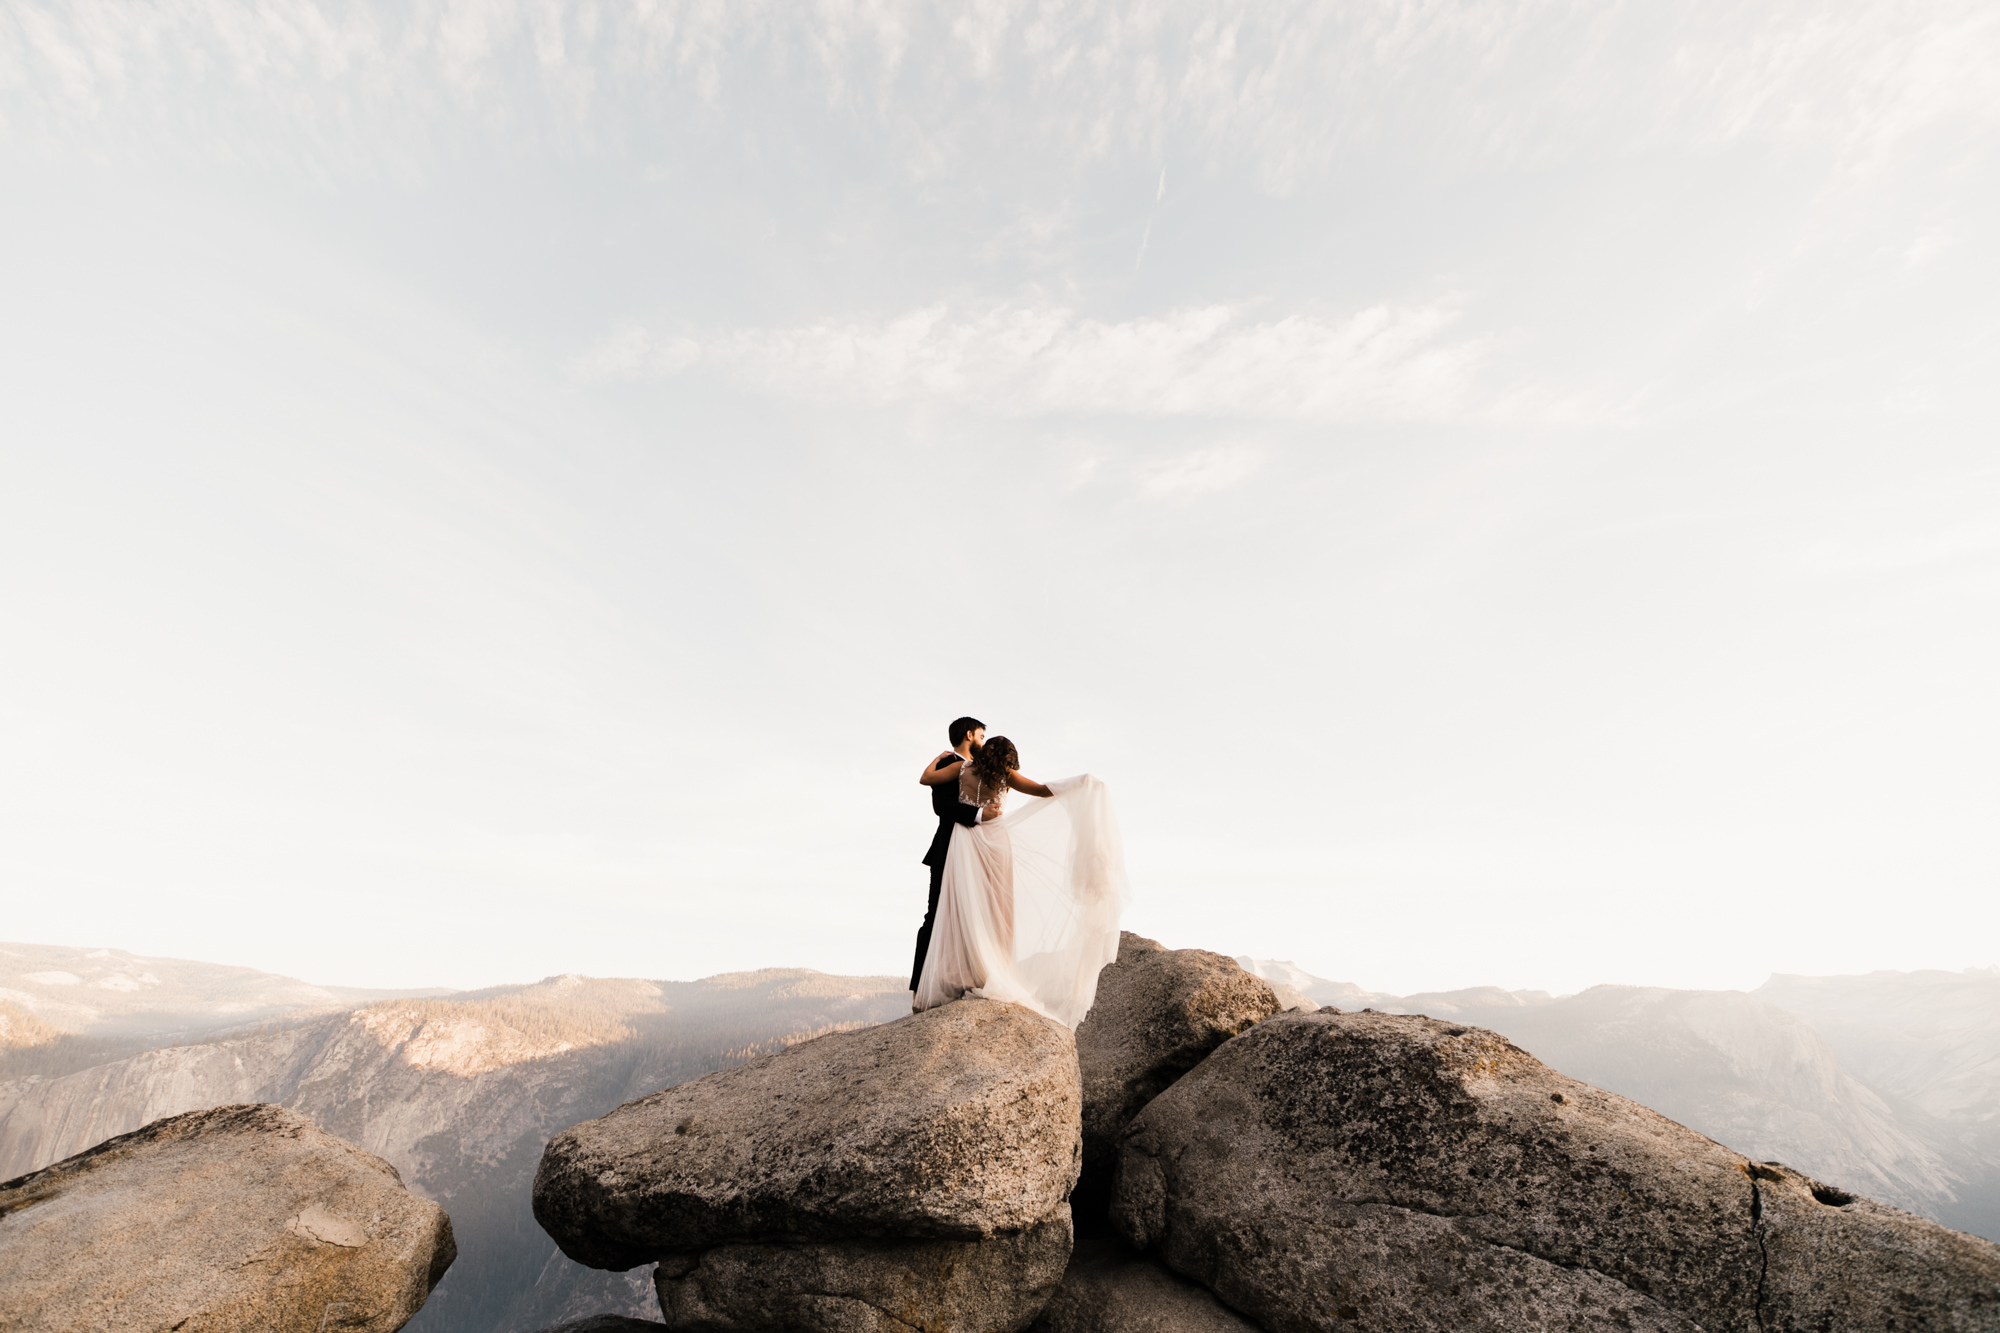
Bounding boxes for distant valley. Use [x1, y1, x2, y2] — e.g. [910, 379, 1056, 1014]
[0, 943, 910, 1331]
[5, 941, 1998, 1333]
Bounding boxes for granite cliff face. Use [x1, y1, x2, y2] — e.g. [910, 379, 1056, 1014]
[0, 941, 452, 1080]
[1758, 968, 2000, 1123]
[0, 968, 913, 1333]
[1758, 967, 2000, 1237]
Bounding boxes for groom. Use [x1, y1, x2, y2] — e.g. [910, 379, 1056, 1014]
[912, 715, 988, 997]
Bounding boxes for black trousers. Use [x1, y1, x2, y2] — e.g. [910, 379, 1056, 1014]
[911, 857, 945, 992]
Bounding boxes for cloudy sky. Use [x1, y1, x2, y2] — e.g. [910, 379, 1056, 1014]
[3, 0, 1997, 995]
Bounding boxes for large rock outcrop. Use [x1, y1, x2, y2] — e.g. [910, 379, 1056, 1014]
[1074, 934, 1278, 1195]
[535, 997, 1080, 1333]
[537, 997, 1079, 1264]
[1113, 1010, 2000, 1332]
[0, 1102, 455, 1333]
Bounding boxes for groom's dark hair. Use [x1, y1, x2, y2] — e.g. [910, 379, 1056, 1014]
[948, 716, 985, 746]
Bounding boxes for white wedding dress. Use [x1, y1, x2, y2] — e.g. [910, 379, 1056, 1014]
[913, 769, 1129, 1030]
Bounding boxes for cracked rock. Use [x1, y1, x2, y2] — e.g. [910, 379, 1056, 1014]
[1112, 1010, 2000, 1333]
[1073, 933, 1279, 1210]
[1750, 1159, 2000, 1330]
[652, 1209, 1072, 1333]
[0, 1103, 455, 1333]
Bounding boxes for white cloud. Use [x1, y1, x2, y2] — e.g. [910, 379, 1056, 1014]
[7, 1, 1995, 182]
[576, 301, 1488, 423]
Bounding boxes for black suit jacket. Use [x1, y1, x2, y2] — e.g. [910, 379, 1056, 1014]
[922, 753, 980, 867]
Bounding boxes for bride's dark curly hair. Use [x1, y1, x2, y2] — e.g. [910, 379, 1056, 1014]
[968, 735, 1019, 798]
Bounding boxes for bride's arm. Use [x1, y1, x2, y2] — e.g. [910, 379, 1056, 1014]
[1006, 771, 1054, 798]
[919, 752, 965, 785]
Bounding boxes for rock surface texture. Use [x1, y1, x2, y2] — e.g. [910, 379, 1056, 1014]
[653, 1211, 1073, 1333]
[536, 997, 1081, 1333]
[1073, 934, 1278, 1192]
[0, 1102, 455, 1333]
[518, 1318, 670, 1333]
[1113, 1010, 2000, 1333]
[1028, 1235, 1261, 1333]
[537, 997, 1079, 1266]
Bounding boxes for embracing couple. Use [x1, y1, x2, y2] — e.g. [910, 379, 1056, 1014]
[908, 716, 1130, 1030]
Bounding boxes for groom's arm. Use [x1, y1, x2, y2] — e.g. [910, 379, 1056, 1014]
[919, 751, 966, 785]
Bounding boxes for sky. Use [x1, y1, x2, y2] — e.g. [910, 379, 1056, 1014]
[2, 0, 1997, 996]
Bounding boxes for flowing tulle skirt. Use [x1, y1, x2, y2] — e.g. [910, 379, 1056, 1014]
[913, 774, 1129, 1030]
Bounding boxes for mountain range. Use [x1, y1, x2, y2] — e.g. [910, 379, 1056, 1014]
[0, 943, 909, 1331]
[5, 941, 1997, 1332]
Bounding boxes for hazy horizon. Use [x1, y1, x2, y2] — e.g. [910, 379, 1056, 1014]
[4, 1, 1997, 996]
[9, 936, 1999, 1007]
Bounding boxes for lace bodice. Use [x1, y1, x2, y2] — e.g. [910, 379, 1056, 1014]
[959, 768, 1005, 814]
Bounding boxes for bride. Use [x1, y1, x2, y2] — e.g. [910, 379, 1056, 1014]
[913, 736, 1129, 1029]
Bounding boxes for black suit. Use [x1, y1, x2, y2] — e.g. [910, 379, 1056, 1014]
[912, 753, 981, 991]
